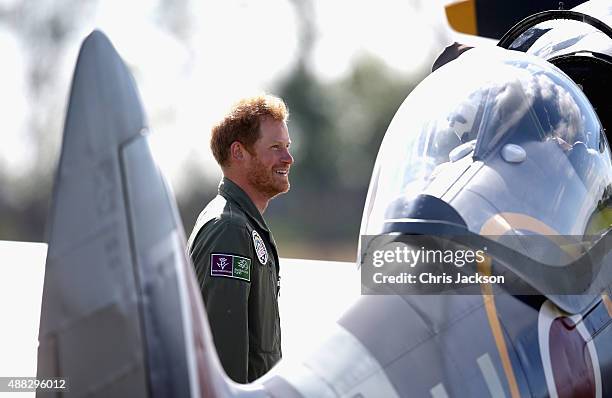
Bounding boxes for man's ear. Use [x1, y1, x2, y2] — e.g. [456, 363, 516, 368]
[230, 141, 245, 161]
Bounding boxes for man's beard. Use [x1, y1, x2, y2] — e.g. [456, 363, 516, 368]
[246, 156, 290, 199]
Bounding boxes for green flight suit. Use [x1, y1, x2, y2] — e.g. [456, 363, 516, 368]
[187, 177, 282, 383]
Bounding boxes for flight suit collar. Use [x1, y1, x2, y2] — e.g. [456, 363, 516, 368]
[218, 177, 270, 233]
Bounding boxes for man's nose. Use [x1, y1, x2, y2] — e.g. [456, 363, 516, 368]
[281, 148, 294, 165]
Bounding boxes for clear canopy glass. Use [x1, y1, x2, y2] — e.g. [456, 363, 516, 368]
[361, 46, 610, 241]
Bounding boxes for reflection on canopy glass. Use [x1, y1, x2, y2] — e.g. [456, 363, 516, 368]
[361, 47, 612, 260]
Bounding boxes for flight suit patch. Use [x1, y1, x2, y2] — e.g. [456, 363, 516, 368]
[252, 230, 268, 265]
[210, 253, 251, 282]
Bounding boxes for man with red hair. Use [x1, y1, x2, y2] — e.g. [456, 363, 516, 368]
[188, 94, 293, 383]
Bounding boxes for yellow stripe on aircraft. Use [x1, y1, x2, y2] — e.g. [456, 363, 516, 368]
[477, 257, 521, 398]
[481, 212, 581, 258]
[602, 293, 612, 318]
[477, 212, 588, 398]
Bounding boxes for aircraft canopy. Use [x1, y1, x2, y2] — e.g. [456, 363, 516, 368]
[361, 46, 611, 241]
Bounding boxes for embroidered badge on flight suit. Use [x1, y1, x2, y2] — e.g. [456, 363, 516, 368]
[252, 230, 268, 265]
[210, 253, 251, 282]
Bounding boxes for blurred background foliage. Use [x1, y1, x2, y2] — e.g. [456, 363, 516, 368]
[0, 0, 439, 261]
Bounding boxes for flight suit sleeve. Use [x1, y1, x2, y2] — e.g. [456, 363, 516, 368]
[188, 221, 252, 383]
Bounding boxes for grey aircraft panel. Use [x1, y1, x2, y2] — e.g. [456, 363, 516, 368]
[335, 294, 517, 397]
[37, 30, 249, 398]
[39, 29, 151, 398]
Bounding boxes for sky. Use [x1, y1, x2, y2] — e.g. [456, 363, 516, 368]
[0, 0, 456, 196]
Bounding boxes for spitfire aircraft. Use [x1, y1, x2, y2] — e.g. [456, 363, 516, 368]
[36, 1, 612, 397]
